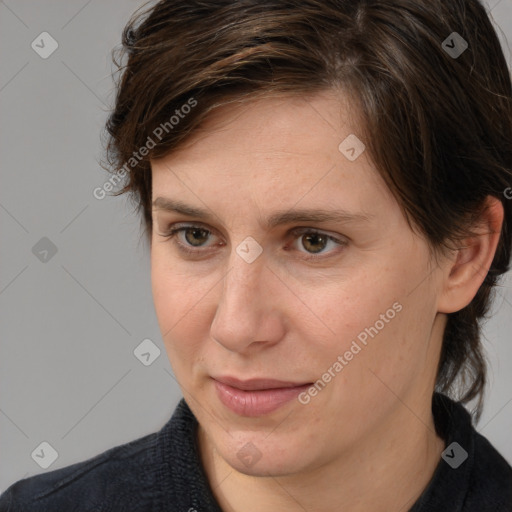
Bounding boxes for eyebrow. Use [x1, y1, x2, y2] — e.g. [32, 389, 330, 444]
[152, 197, 373, 229]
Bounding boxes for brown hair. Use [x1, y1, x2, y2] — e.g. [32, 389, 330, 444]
[103, 0, 512, 420]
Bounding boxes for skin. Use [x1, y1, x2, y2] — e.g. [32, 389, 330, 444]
[149, 89, 503, 512]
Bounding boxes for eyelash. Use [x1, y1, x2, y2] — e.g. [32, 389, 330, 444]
[158, 223, 347, 261]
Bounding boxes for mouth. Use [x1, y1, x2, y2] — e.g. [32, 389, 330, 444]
[213, 375, 312, 391]
[211, 376, 313, 416]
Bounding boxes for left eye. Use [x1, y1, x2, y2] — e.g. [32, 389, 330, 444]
[289, 228, 345, 257]
[159, 224, 346, 260]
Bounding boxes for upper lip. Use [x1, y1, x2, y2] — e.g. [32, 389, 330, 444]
[212, 376, 312, 391]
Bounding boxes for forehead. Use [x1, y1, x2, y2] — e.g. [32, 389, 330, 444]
[150, 90, 398, 224]
[172, 90, 359, 156]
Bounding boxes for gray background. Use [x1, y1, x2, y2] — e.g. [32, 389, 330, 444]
[1, 0, 511, 493]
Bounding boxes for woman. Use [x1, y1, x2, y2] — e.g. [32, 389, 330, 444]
[1, 0, 511, 510]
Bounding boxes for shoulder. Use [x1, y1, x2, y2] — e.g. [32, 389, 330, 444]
[464, 430, 512, 511]
[420, 393, 512, 512]
[0, 399, 210, 512]
[0, 430, 160, 512]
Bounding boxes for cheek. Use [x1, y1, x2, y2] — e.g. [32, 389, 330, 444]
[308, 269, 417, 388]
[310, 272, 400, 349]
[151, 246, 199, 323]
[328, 291, 436, 418]
[151, 253, 207, 362]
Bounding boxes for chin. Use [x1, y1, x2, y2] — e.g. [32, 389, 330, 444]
[227, 453, 304, 478]
[218, 431, 317, 477]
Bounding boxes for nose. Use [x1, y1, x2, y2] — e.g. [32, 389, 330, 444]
[209, 248, 285, 354]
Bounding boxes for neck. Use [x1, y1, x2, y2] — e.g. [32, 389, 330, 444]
[197, 392, 446, 512]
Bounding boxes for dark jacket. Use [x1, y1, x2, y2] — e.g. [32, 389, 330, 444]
[1, 393, 511, 511]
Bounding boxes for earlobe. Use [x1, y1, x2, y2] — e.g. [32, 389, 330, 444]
[437, 196, 504, 314]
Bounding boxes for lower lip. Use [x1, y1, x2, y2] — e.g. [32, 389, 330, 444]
[213, 379, 312, 417]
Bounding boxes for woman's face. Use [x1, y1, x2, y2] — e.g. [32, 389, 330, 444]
[150, 90, 447, 476]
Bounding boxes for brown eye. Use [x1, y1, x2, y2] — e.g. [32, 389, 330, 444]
[160, 223, 346, 262]
[301, 232, 328, 254]
[183, 227, 210, 247]
[289, 227, 347, 260]
[158, 223, 220, 256]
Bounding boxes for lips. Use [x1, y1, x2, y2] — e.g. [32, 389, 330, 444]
[212, 376, 313, 416]
[212, 376, 311, 391]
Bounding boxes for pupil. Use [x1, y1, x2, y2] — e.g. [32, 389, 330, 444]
[303, 233, 326, 253]
[186, 228, 207, 246]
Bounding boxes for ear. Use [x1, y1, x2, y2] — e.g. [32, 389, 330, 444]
[437, 196, 504, 314]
